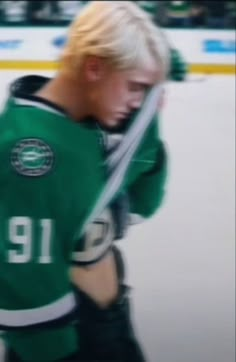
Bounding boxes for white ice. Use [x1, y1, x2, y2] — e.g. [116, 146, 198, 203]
[0, 71, 235, 362]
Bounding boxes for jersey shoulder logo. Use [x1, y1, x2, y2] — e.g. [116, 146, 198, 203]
[11, 138, 54, 177]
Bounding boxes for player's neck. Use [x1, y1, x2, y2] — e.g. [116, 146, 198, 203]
[35, 73, 89, 122]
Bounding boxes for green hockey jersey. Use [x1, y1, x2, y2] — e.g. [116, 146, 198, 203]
[0, 75, 168, 360]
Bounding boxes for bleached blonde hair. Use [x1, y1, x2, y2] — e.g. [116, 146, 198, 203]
[60, 1, 170, 78]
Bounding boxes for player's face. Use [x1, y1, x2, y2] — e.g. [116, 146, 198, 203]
[86, 58, 161, 129]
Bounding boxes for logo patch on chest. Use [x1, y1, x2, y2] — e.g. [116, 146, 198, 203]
[11, 138, 54, 177]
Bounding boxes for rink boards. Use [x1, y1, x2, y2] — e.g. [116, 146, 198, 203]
[0, 28, 235, 74]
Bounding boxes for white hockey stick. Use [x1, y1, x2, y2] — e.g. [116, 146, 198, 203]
[77, 84, 163, 238]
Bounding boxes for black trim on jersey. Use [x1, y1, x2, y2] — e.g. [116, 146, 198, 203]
[10, 75, 70, 117]
[15, 95, 68, 117]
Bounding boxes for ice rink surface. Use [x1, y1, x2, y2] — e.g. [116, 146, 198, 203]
[0, 71, 235, 362]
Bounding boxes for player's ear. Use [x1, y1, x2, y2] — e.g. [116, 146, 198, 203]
[84, 55, 106, 82]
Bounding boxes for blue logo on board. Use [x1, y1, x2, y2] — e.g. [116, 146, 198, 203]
[52, 36, 66, 48]
[0, 40, 23, 49]
[203, 40, 235, 53]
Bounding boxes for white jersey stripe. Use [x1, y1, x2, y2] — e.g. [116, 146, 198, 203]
[13, 98, 65, 117]
[0, 292, 76, 328]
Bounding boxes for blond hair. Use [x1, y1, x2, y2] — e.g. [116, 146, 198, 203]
[60, 1, 170, 78]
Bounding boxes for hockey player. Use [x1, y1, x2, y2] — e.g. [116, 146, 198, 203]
[0, 2, 170, 361]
